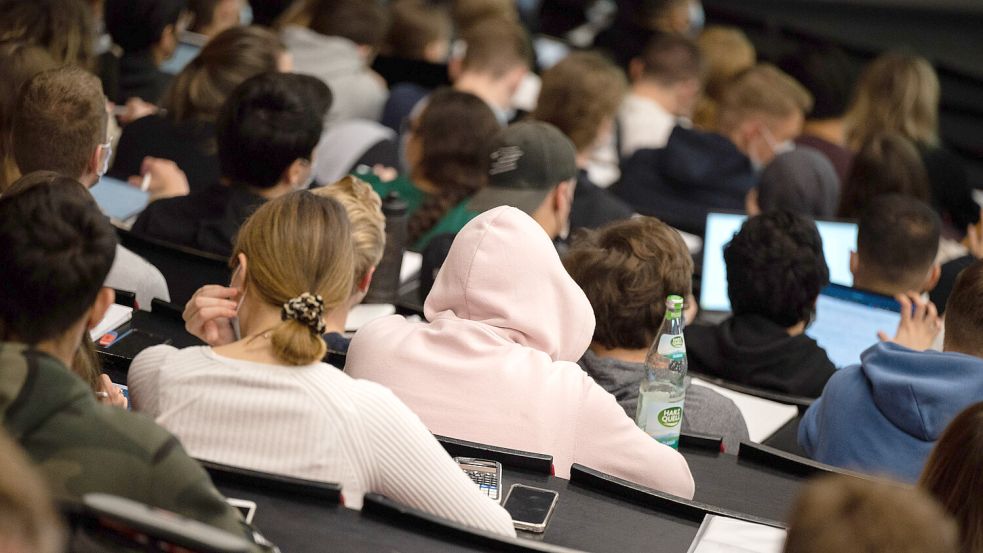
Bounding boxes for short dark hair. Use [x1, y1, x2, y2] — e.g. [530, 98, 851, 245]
[943, 261, 983, 356]
[857, 195, 940, 287]
[779, 44, 856, 121]
[839, 132, 931, 219]
[383, 0, 452, 61]
[0, 172, 117, 343]
[216, 72, 329, 189]
[636, 33, 701, 86]
[725, 211, 829, 327]
[104, 0, 186, 53]
[564, 217, 693, 350]
[13, 67, 107, 181]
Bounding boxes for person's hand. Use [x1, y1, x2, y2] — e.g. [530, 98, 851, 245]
[877, 292, 941, 351]
[683, 293, 699, 326]
[116, 97, 159, 125]
[964, 208, 983, 259]
[128, 157, 189, 202]
[97, 374, 128, 409]
[184, 285, 239, 346]
[371, 164, 398, 183]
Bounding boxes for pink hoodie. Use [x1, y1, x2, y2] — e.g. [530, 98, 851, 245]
[346, 207, 695, 498]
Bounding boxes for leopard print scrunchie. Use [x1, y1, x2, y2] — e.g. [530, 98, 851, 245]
[281, 293, 326, 335]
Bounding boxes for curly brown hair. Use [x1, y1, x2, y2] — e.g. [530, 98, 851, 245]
[532, 51, 628, 153]
[406, 88, 500, 245]
[563, 217, 693, 350]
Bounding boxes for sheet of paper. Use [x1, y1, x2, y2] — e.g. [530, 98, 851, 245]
[690, 377, 799, 443]
[345, 304, 397, 332]
[90, 177, 150, 221]
[400, 251, 423, 284]
[687, 515, 786, 553]
[89, 304, 134, 340]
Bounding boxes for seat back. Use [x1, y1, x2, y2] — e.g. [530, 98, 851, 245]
[569, 464, 785, 528]
[117, 228, 231, 307]
[737, 442, 869, 479]
[63, 494, 254, 553]
[436, 435, 554, 475]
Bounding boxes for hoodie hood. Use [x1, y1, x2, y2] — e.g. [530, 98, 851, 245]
[686, 314, 836, 398]
[861, 342, 983, 441]
[424, 206, 595, 362]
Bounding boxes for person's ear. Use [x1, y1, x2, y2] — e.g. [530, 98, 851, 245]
[86, 145, 103, 183]
[85, 288, 115, 330]
[849, 250, 859, 276]
[358, 266, 376, 294]
[232, 253, 249, 290]
[282, 158, 311, 188]
[504, 65, 529, 95]
[923, 263, 942, 293]
[745, 188, 760, 216]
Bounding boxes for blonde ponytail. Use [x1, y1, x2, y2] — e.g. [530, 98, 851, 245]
[232, 191, 354, 366]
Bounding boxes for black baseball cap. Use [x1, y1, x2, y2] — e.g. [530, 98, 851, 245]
[467, 121, 578, 215]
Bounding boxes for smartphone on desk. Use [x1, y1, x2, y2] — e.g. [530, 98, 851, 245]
[502, 484, 559, 533]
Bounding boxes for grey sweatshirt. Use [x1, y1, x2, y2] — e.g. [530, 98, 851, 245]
[578, 350, 750, 454]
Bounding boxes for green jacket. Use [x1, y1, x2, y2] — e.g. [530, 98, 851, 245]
[0, 342, 251, 542]
[359, 171, 479, 252]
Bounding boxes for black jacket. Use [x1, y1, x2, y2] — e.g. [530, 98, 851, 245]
[569, 171, 635, 233]
[110, 116, 217, 195]
[116, 51, 172, 104]
[131, 184, 266, 257]
[685, 314, 836, 399]
[612, 126, 757, 236]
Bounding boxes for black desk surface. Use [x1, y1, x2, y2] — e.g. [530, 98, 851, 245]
[683, 448, 802, 522]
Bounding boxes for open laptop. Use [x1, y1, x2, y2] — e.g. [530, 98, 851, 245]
[806, 284, 902, 368]
[699, 212, 859, 313]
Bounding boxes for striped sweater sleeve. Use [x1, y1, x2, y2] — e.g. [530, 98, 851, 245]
[355, 383, 517, 538]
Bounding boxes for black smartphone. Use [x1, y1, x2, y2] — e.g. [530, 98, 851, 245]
[502, 484, 559, 533]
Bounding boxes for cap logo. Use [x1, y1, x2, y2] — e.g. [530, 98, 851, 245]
[489, 146, 523, 176]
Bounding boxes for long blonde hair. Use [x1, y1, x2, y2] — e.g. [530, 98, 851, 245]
[232, 191, 354, 365]
[846, 52, 940, 149]
[312, 176, 385, 289]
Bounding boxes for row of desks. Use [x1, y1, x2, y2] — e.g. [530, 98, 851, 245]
[100, 307, 812, 552]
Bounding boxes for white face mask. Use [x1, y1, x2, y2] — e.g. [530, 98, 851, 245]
[98, 140, 112, 177]
[752, 126, 795, 172]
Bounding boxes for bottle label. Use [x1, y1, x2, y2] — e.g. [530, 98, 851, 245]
[657, 335, 687, 365]
[640, 397, 685, 449]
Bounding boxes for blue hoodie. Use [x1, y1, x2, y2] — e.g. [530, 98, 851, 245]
[799, 342, 983, 482]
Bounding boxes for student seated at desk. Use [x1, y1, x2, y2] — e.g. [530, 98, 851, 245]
[685, 211, 836, 398]
[346, 207, 695, 499]
[362, 88, 501, 253]
[0, 176, 252, 543]
[129, 192, 515, 537]
[563, 217, 750, 453]
[182, 176, 386, 366]
[132, 72, 329, 257]
[799, 262, 983, 483]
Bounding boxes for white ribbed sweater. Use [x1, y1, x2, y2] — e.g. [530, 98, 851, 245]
[128, 345, 516, 537]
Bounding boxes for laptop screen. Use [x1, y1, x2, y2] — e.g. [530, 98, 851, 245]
[699, 212, 858, 312]
[806, 284, 901, 368]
